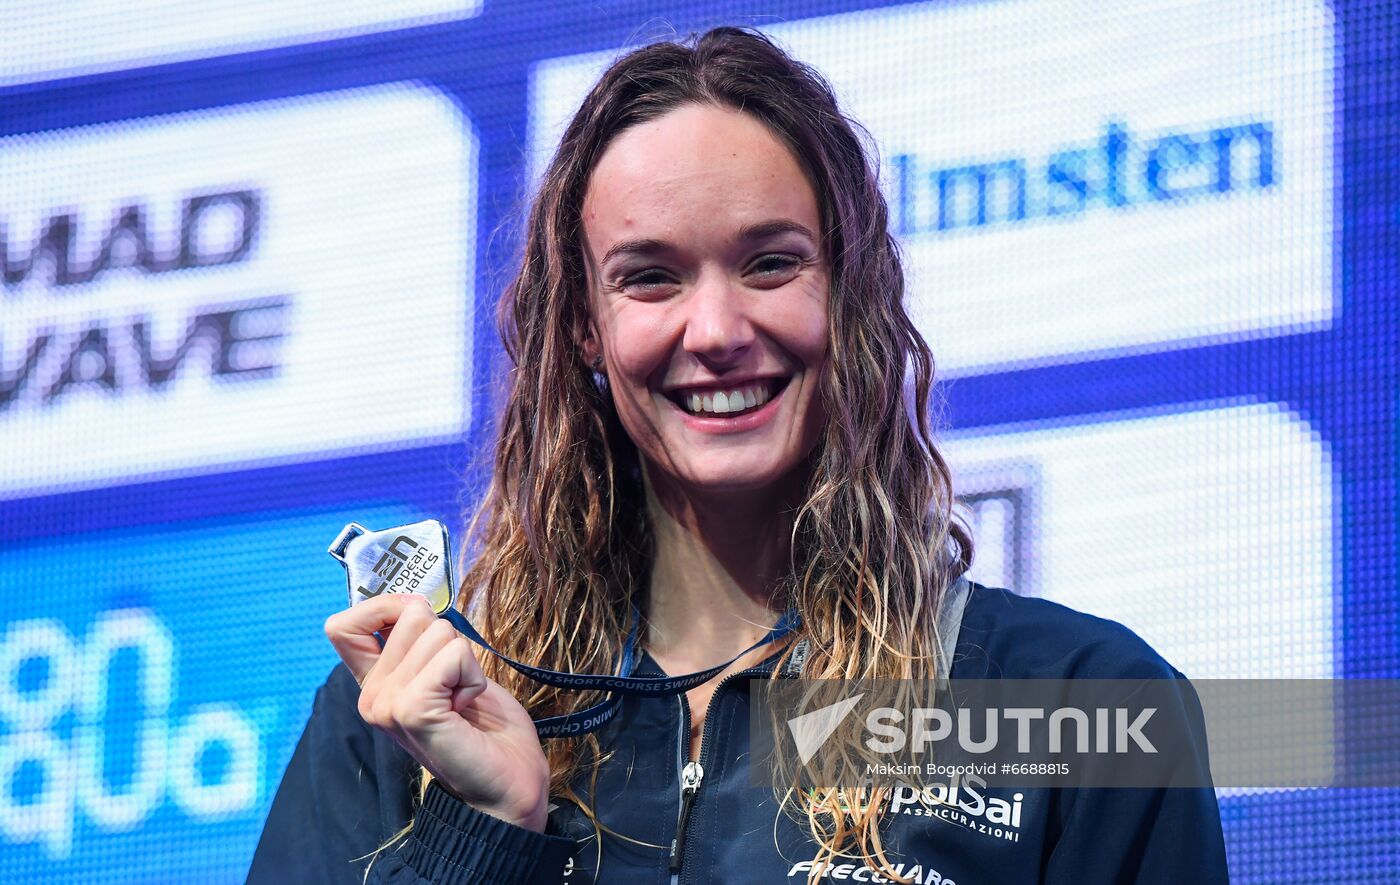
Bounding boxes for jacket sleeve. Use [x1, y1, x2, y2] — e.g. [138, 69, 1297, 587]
[365, 782, 575, 885]
[1042, 670, 1229, 884]
[246, 664, 574, 885]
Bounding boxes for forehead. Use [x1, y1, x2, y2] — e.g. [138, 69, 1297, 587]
[581, 103, 820, 251]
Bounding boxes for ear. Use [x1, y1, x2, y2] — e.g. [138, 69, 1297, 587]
[575, 315, 605, 373]
[575, 252, 605, 372]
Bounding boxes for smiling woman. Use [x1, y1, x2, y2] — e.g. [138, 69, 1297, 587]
[249, 26, 1228, 885]
[580, 102, 832, 759]
[581, 103, 829, 503]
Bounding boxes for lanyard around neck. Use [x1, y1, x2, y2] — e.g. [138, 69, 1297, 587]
[330, 519, 800, 738]
[440, 605, 799, 737]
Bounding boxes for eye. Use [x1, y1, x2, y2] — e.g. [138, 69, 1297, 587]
[619, 268, 676, 293]
[748, 253, 803, 280]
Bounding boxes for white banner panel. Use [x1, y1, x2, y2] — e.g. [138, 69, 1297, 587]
[531, 0, 1334, 373]
[945, 402, 1334, 680]
[0, 84, 475, 497]
[0, 1, 482, 87]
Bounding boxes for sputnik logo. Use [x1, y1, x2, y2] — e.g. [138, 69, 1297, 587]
[786, 694, 865, 764]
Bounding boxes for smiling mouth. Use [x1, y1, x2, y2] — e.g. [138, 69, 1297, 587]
[667, 377, 791, 418]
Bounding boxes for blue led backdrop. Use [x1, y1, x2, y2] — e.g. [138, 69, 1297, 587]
[0, 1, 1395, 880]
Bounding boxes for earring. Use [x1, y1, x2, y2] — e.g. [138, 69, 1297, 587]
[591, 353, 604, 371]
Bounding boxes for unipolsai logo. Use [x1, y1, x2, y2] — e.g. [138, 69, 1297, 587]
[0, 610, 261, 857]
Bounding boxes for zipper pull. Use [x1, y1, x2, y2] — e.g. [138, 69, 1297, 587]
[668, 761, 705, 873]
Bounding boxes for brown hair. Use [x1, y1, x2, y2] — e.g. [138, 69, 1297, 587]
[454, 25, 972, 880]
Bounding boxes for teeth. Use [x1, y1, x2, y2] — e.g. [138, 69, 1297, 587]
[677, 382, 778, 416]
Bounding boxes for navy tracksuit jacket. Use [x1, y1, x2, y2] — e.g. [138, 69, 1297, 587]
[248, 584, 1230, 884]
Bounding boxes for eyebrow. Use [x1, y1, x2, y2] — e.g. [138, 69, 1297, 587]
[598, 218, 819, 268]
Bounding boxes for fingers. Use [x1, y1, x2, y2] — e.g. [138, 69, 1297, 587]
[377, 617, 460, 718]
[390, 616, 460, 680]
[325, 593, 421, 683]
[347, 598, 479, 737]
[407, 634, 489, 718]
[368, 595, 437, 684]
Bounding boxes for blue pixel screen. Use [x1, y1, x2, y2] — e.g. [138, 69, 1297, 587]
[0, 1, 1395, 880]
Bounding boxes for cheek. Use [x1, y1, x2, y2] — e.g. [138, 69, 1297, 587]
[601, 309, 672, 399]
[787, 280, 831, 366]
[798, 317, 829, 365]
[787, 283, 831, 432]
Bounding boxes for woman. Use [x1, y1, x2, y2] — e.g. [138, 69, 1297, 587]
[250, 27, 1228, 884]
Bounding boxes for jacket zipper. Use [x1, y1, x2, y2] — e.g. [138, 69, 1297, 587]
[668, 760, 703, 873]
[669, 666, 773, 884]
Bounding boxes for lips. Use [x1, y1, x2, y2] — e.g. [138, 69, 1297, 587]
[667, 377, 790, 418]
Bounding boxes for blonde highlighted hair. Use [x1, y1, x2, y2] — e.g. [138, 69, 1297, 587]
[446, 25, 972, 882]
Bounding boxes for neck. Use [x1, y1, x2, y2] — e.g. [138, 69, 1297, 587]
[642, 462, 803, 661]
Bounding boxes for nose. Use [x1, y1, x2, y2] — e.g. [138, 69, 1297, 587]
[681, 270, 755, 364]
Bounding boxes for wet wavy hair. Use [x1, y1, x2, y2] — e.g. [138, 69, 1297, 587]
[440, 25, 971, 882]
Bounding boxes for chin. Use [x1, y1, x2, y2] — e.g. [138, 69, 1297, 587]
[677, 460, 803, 495]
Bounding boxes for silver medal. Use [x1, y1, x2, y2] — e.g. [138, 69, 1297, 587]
[328, 519, 456, 614]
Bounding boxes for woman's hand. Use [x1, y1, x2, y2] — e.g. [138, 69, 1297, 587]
[324, 594, 550, 832]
